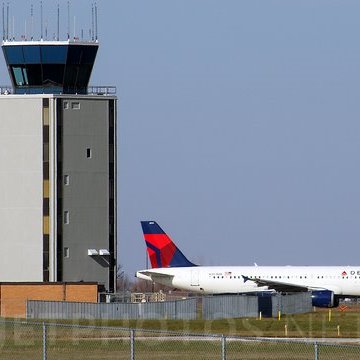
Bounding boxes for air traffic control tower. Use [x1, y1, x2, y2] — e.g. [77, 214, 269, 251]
[0, 39, 117, 292]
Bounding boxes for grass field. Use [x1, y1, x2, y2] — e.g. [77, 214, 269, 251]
[1, 311, 360, 359]
[0, 329, 360, 360]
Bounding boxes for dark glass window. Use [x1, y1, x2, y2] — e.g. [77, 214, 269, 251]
[12, 67, 28, 86]
[43, 125, 49, 142]
[77, 65, 92, 88]
[41, 46, 67, 63]
[67, 46, 83, 64]
[43, 235, 49, 251]
[23, 45, 41, 63]
[43, 198, 50, 216]
[42, 64, 65, 86]
[43, 252, 49, 268]
[63, 64, 78, 87]
[26, 64, 42, 85]
[43, 162, 49, 180]
[4, 46, 24, 64]
[43, 143, 49, 162]
[80, 46, 98, 64]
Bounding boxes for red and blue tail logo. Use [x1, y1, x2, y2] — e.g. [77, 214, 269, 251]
[141, 221, 196, 268]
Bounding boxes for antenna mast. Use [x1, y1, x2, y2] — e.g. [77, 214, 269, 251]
[57, 3, 59, 40]
[40, 0, 43, 40]
[95, 2, 98, 41]
[67, 1, 70, 40]
[30, 4, 34, 40]
[2, 3, 5, 41]
[6, 2, 9, 41]
[91, 2, 94, 41]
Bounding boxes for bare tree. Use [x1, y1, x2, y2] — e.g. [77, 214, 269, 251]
[116, 265, 132, 293]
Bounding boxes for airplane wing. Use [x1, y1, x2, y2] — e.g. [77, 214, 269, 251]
[242, 275, 324, 293]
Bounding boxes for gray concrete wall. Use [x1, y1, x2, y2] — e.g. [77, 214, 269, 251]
[61, 98, 115, 289]
[0, 96, 43, 281]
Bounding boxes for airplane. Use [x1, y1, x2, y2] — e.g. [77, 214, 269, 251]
[136, 221, 360, 308]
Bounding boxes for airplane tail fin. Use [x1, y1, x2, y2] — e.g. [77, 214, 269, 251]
[141, 221, 196, 268]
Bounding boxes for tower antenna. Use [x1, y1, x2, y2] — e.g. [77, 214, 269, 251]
[2, 3, 5, 41]
[91, 2, 94, 41]
[30, 3, 34, 40]
[6, 2, 9, 41]
[40, 0, 43, 40]
[67, 1, 70, 40]
[95, 2, 98, 41]
[57, 3, 59, 40]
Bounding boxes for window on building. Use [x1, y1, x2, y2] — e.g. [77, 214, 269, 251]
[86, 148, 92, 158]
[64, 175, 70, 185]
[64, 210, 69, 224]
[64, 247, 70, 258]
[71, 102, 80, 110]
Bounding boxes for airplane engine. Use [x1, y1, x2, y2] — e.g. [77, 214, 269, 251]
[311, 290, 339, 308]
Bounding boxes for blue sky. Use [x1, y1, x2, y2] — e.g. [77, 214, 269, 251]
[2, 1, 360, 277]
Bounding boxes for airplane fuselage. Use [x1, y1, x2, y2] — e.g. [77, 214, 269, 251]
[136, 265, 360, 296]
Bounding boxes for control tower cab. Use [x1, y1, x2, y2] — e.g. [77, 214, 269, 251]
[2, 40, 98, 94]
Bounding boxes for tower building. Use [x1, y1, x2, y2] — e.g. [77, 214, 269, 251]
[0, 39, 117, 292]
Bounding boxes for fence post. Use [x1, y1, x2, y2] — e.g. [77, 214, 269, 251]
[42, 322, 47, 360]
[314, 342, 318, 360]
[221, 335, 226, 360]
[130, 329, 135, 360]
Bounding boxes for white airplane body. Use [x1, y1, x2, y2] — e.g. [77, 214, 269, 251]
[137, 221, 360, 307]
[138, 265, 360, 295]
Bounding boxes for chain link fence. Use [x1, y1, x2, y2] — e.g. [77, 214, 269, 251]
[0, 320, 359, 359]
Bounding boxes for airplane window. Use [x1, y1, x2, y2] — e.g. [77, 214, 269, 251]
[300, 276, 302, 279]
[279, 276, 281, 279]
